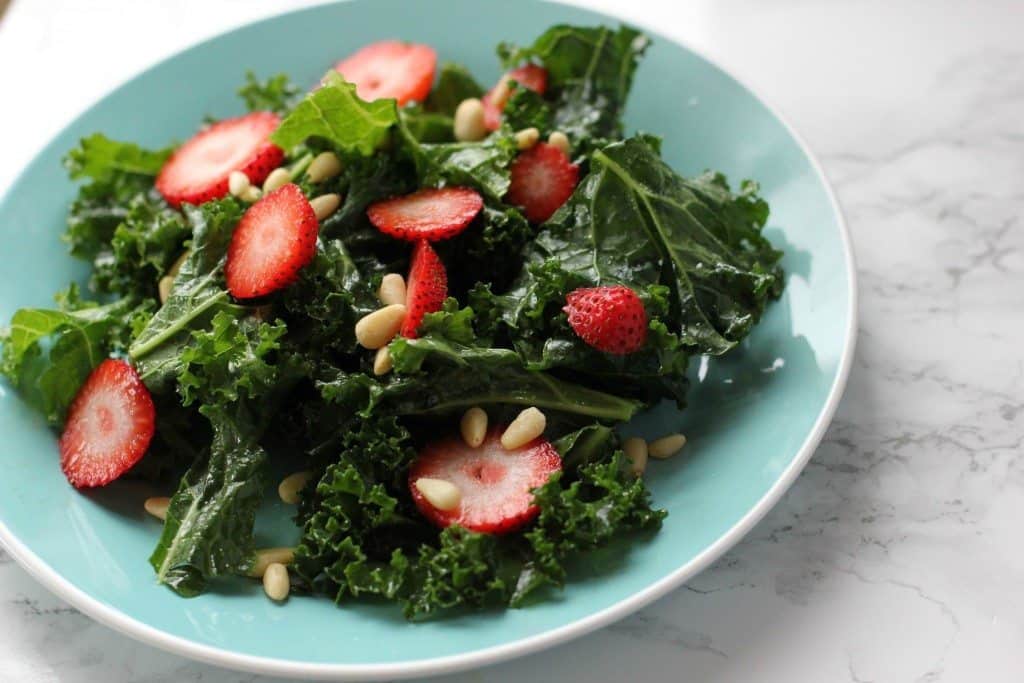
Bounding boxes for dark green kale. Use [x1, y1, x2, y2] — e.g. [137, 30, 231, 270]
[149, 403, 268, 596]
[497, 136, 783, 365]
[424, 63, 485, 115]
[129, 198, 250, 393]
[237, 71, 301, 114]
[499, 25, 650, 149]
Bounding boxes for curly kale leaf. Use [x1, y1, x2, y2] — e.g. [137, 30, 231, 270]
[237, 71, 300, 114]
[518, 451, 666, 599]
[271, 72, 397, 154]
[129, 198, 250, 393]
[62, 135, 173, 264]
[177, 312, 287, 408]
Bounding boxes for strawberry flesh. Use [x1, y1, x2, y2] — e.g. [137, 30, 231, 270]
[59, 359, 156, 489]
[367, 187, 483, 242]
[564, 285, 648, 355]
[506, 143, 580, 223]
[156, 112, 283, 208]
[401, 240, 447, 338]
[225, 183, 319, 299]
[334, 40, 437, 105]
[409, 427, 562, 534]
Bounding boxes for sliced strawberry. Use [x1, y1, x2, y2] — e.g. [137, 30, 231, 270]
[367, 187, 483, 242]
[506, 142, 579, 223]
[401, 240, 447, 338]
[59, 359, 156, 489]
[155, 112, 283, 208]
[507, 64, 548, 95]
[564, 285, 648, 355]
[409, 427, 562, 534]
[334, 40, 437, 105]
[225, 183, 319, 299]
[482, 63, 549, 131]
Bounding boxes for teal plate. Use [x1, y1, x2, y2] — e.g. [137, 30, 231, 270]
[0, 0, 856, 679]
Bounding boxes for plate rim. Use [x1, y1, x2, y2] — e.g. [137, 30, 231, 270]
[0, 0, 858, 679]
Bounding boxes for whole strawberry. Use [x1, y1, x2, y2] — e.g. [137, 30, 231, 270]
[563, 285, 648, 355]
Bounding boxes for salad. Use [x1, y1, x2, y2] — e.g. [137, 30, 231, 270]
[0, 24, 784, 619]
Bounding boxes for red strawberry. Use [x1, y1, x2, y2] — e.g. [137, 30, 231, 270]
[59, 359, 156, 489]
[334, 40, 437, 105]
[401, 240, 447, 338]
[564, 285, 648, 355]
[482, 64, 549, 131]
[506, 143, 579, 223]
[409, 427, 562, 534]
[225, 183, 319, 299]
[367, 187, 483, 242]
[155, 112, 283, 208]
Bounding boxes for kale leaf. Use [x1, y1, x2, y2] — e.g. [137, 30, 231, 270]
[0, 295, 144, 425]
[499, 25, 649, 148]
[237, 71, 300, 114]
[149, 403, 268, 596]
[271, 72, 397, 154]
[129, 199, 249, 393]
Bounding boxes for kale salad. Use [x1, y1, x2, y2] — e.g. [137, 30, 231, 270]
[0, 24, 784, 619]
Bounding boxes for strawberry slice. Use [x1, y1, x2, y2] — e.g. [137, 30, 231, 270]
[409, 427, 562, 534]
[482, 64, 549, 131]
[59, 359, 156, 489]
[401, 240, 447, 338]
[366, 187, 483, 242]
[155, 112, 283, 208]
[225, 183, 319, 299]
[334, 40, 437, 105]
[564, 285, 648, 355]
[506, 142, 580, 223]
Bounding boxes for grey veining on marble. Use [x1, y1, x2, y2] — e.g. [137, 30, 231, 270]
[1, 0, 1022, 681]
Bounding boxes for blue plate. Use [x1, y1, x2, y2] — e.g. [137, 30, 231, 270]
[0, 0, 855, 679]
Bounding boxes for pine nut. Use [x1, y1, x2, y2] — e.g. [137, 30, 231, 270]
[228, 170, 250, 197]
[144, 496, 170, 521]
[453, 98, 487, 142]
[262, 167, 291, 193]
[157, 251, 189, 304]
[278, 470, 312, 504]
[501, 407, 546, 450]
[373, 346, 394, 376]
[548, 131, 570, 154]
[167, 250, 189, 278]
[240, 185, 262, 203]
[355, 304, 406, 349]
[158, 276, 174, 304]
[414, 478, 461, 511]
[648, 433, 687, 460]
[377, 273, 407, 306]
[310, 193, 341, 221]
[306, 151, 343, 183]
[249, 547, 295, 578]
[623, 437, 648, 476]
[491, 76, 511, 109]
[263, 562, 290, 601]
[515, 127, 540, 150]
[460, 406, 488, 448]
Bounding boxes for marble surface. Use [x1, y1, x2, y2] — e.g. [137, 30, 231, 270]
[1, 0, 1022, 680]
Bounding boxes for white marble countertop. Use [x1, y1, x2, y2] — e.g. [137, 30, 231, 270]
[2, 0, 1022, 680]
